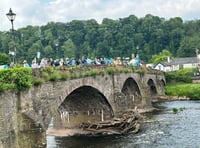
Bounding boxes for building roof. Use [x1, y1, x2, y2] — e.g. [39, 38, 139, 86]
[154, 62, 170, 68]
[169, 57, 197, 65]
[160, 62, 171, 66]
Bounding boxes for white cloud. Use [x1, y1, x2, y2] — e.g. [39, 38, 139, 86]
[0, 0, 200, 31]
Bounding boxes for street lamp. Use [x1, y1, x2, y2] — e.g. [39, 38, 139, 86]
[55, 42, 59, 58]
[6, 8, 16, 63]
[196, 48, 199, 64]
[136, 45, 139, 57]
[6, 8, 16, 31]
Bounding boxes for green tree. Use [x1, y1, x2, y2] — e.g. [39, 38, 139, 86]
[1, 14, 200, 63]
[43, 45, 53, 58]
[61, 39, 76, 58]
[177, 35, 200, 57]
[0, 53, 11, 65]
[151, 49, 173, 64]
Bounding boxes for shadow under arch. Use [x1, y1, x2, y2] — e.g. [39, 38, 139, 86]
[147, 79, 157, 96]
[56, 85, 114, 128]
[161, 79, 166, 86]
[121, 77, 142, 107]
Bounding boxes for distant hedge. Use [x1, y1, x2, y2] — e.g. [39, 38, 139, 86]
[165, 68, 196, 83]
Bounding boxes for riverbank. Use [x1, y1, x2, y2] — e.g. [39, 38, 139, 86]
[46, 128, 90, 137]
[165, 83, 200, 100]
[153, 95, 190, 102]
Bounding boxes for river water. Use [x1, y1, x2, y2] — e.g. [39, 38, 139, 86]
[47, 100, 200, 148]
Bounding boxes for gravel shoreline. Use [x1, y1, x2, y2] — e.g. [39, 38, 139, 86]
[46, 128, 90, 137]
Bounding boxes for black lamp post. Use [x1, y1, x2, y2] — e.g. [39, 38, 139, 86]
[136, 45, 139, 57]
[6, 8, 16, 31]
[6, 8, 16, 63]
[55, 42, 59, 58]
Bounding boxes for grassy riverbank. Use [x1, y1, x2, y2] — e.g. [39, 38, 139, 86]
[164, 68, 200, 100]
[165, 83, 200, 100]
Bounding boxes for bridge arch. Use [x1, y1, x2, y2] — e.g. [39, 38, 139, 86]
[161, 79, 166, 86]
[147, 79, 157, 96]
[121, 77, 142, 107]
[56, 85, 114, 128]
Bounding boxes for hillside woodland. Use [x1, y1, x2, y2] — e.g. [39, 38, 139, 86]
[1, 14, 200, 64]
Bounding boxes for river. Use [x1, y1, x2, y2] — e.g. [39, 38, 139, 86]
[47, 100, 200, 148]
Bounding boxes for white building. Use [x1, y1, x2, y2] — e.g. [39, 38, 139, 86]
[154, 62, 171, 72]
[154, 56, 199, 72]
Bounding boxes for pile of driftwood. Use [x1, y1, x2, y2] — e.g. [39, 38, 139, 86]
[79, 109, 143, 136]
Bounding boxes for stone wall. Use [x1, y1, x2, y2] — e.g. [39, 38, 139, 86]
[0, 91, 18, 148]
[0, 91, 46, 148]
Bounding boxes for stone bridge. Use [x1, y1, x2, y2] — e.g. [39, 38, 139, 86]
[0, 70, 165, 147]
[19, 71, 165, 130]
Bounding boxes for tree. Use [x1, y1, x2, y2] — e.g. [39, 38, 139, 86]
[151, 49, 173, 64]
[61, 39, 76, 58]
[1, 14, 200, 63]
[0, 53, 11, 65]
[43, 45, 53, 58]
[177, 35, 200, 57]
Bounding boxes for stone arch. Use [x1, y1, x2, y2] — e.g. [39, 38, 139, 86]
[55, 85, 114, 128]
[121, 77, 142, 108]
[161, 79, 166, 86]
[147, 79, 157, 96]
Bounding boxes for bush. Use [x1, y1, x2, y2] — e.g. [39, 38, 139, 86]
[0, 67, 32, 92]
[12, 67, 32, 91]
[32, 78, 44, 86]
[165, 68, 195, 83]
[0, 83, 15, 93]
[41, 71, 50, 81]
[104, 67, 115, 74]
[172, 108, 178, 113]
[49, 71, 61, 81]
[60, 73, 70, 80]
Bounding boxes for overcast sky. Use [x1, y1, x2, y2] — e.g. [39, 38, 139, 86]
[1, 0, 200, 31]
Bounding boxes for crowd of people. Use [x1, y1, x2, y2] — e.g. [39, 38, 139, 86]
[0, 55, 141, 70]
[24, 55, 141, 68]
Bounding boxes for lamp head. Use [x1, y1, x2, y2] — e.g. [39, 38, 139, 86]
[6, 8, 16, 21]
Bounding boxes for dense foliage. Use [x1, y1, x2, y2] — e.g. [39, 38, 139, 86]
[1, 14, 200, 64]
[0, 53, 11, 65]
[165, 68, 196, 83]
[151, 50, 173, 64]
[0, 67, 32, 92]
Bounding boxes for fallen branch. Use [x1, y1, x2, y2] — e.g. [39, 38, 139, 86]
[79, 109, 143, 136]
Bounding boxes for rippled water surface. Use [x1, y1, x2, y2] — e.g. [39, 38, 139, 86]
[47, 100, 200, 148]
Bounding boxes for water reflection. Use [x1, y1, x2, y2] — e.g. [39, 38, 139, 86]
[47, 100, 200, 148]
[47, 135, 141, 148]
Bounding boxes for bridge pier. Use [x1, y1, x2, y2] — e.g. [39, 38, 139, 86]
[16, 112, 46, 148]
[0, 92, 46, 148]
[140, 85, 153, 108]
